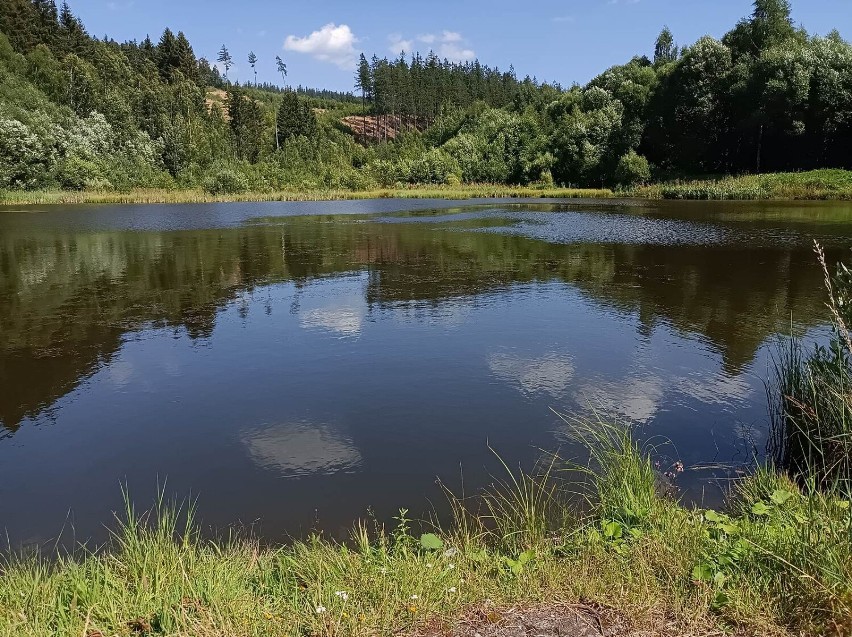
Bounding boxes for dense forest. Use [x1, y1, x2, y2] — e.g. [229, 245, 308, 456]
[0, 0, 850, 194]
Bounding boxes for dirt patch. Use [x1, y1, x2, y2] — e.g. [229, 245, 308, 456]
[205, 88, 228, 118]
[412, 604, 738, 637]
[341, 114, 427, 143]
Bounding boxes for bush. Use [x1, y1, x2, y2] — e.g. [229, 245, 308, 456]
[0, 118, 52, 188]
[408, 148, 461, 185]
[614, 150, 651, 187]
[57, 154, 110, 190]
[203, 168, 249, 195]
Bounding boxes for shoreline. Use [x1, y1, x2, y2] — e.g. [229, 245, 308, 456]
[0, 186, 615, 207]
[1, 421, 848, 637]
[3, 178, 852, 208]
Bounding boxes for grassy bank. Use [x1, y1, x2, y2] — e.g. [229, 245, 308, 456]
[635, 169, 852, 201]
[1, 417, 849, 637]
[0, 185, 613, 206]
[4, 170, 852, 207]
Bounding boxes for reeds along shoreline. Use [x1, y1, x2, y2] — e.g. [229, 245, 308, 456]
[3, 169, 852, 206]
[0, 185, 614, 206]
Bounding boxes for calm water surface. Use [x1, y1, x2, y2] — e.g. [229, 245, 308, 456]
[2, 198, 851, 546]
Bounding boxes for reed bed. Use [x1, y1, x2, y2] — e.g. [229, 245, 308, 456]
[0, 185, 613, 207]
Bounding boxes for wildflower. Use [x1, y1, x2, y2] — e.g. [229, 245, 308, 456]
[426, 563, 433, 568]
[315, 606, 327, 614]
[443, 548, 458, 558]
[334, 591, 349, 601]
[447, 587, 457, 593]
[674, 461, 685, 474]
[410, 594, 419, 600]
[448, 563, 455, 569]
[408, 605, 418, 613]
[379, 567, 388, 574]
[358, 613, 366, 622]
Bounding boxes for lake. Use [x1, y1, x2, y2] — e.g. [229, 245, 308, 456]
[1, 198, 851, 547]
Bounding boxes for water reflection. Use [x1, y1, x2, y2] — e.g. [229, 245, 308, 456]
[488, 352, 575, 398]
[1, 199, 850, 544]
[574, 375, 664, 424]
[0, 207, 843, 432]
[242, 422, 362, 477]
[301, 307, 364, 338]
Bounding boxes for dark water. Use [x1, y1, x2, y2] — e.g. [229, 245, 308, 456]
[2, 198, 851, 547]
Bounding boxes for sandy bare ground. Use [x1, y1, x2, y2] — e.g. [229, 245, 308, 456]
[411, 603, 751, 637]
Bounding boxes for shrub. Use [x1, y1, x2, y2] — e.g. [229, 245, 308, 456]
[0, 118, 52, 188]
[57, 154, 110, 190]
[614, 150, 651, 187]
[202, 167, 249, 195]
[408, 148, 461, 185]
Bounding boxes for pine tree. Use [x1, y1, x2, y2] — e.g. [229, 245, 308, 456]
[654, 26, 677, 64]
[58, 2, 88, 55]
[276, 90, 301, 144]
[276, 55, 287, 84]
[175, 31, 197, 82]
[217, 44, 233, 81]
[156, 28, 177, 80]
[355, 53, 371, 139]
[248, 51, 258, 86]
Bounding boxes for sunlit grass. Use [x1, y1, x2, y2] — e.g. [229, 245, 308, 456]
[1, 416, 849, 637]
[635, 169, 852, 201]
[0, 184, 613, 207]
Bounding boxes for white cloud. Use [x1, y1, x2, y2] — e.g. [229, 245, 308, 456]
[285, 23, 359, 70]
[439, 41, 476, 62]
[388, 34, 414, 56]
[388, 30, 476, 62]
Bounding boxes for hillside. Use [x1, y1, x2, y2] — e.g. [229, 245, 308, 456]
[0, 0, 850, 197]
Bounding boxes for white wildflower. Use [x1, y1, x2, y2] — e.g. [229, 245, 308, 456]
[316, 606, 327, 614]
[334, 591, 349, 601]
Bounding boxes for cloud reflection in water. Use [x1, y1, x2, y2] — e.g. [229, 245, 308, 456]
[242, 422, 362, 477]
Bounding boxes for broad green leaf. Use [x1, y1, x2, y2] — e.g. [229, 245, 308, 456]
[692, 563, 714, 582]
[419, 533, 444, 551]
[704, 509, 724, 523]
[718, 523, 739, 535]
[751, 501, 771, 516]
[603, 521, 623, 540]
[770, 489, 793, 505]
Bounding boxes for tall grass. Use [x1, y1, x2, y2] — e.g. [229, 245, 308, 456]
[0, 184, 613, 207]
[1, 416, 849, 636]
[634, 169, 852, 201]
[770, 244, 852, 495]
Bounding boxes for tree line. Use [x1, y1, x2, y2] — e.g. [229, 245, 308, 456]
[0, 0, 850, 195]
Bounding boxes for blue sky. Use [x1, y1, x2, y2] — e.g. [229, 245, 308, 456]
[73, 0, 847, 92]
